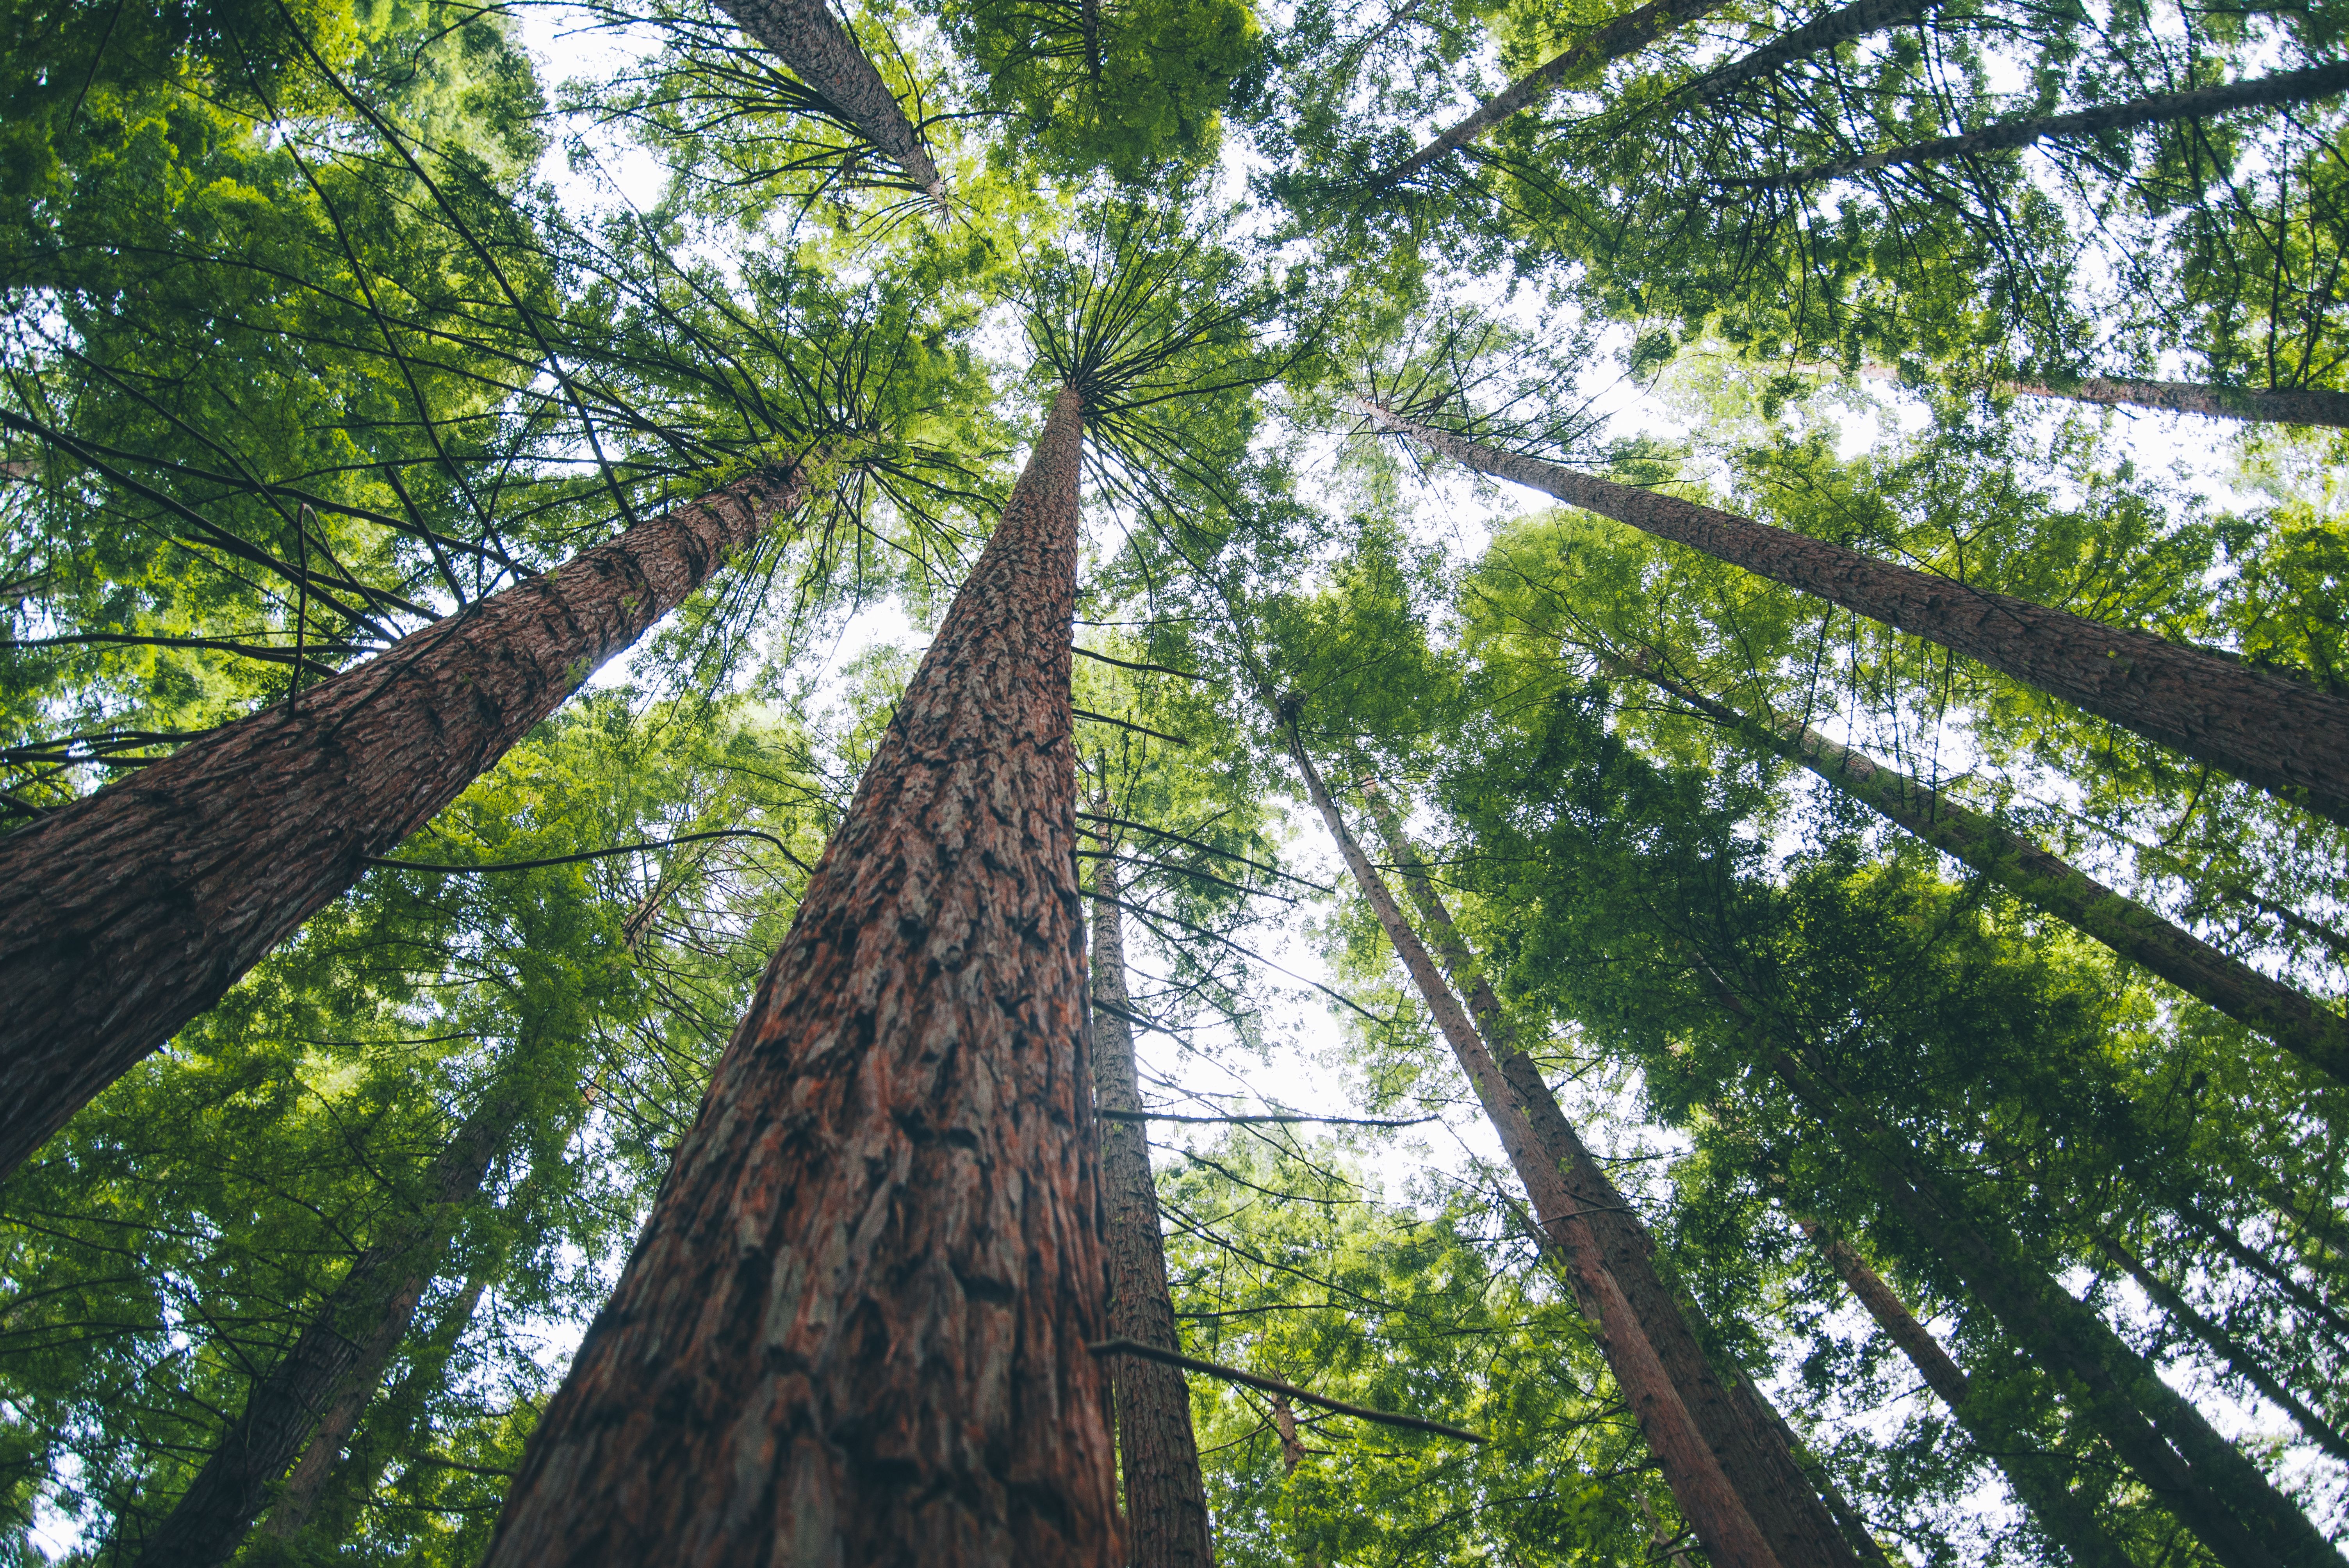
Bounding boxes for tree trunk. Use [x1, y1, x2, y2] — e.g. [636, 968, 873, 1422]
[1352, 779, 1873, 1568]
[1631, 663, 2349, 1086]
[1797, 1219, 2141, 1568]
[2091, 1229, 2349, 1465]
[717, 0, 947, 200]
[2009, 376, 2349, 433]
[125, 1096, 515, 1568]
[1746, 62, 2349, 194]
[478, 388, 1120, 1568]
[2172, 1198, 2349, 1349]
[1276, 716, 1785, 1568]
[1358, 403, 2349, 827]
[1682, 0, 1923, 104]
[1089, 841, 1216, 1568]
[1383, 0, 1723, 182]
[0, 461, 810, 1180]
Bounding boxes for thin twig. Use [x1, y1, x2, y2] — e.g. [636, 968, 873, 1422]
[1099, 1109, 1438, 1128]
[1087, 1339, 1484, 1443]
[366, 828, 811, 876]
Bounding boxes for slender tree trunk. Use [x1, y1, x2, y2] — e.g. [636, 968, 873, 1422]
[1383, 0, 1723, 182]
[1089, 840, 1215, 1568]
[125, 1097, 515, 1568]
[2009, 376, 2349, 432]
[1631, 663, 2349, 1085]
[1358, 403, 2349, 827]
[0, 461, 810, 1180]
[1274, 715, 1785, 1568]
[717, 0, 947, 200]
[2092, 1229, 2349, 1464]
[1682, 0, 1923, 104]
[1797, 1219, 2142, 1568]
[2173, 1199, 2349, 1349]
[1352, 779, 1873, 1568]
[1745, 62, 2349, 192]
[478, 389, 1120, 1568]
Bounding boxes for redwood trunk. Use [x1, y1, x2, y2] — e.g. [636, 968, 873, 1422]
[2011, 376, 2349, 433]
[1362, 404, 2349, 825]
[0, 461, 809, 1178]
[1683, 0, 1922, 104]
[717, 0, 946, 199]
[1090, 845, 1215, 1568]
[1636, 665, 2349, 1085]
[478, 388, 1120, 1568]
[126, 1097, 513, 1568]
[2173, 1199, 2349, 1348]
[1278, 720, 1783, 1568]
[1354, 781, 1870, 1568]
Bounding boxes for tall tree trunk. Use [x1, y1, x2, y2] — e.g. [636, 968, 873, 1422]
[2091, 1229, 2349, 1464]
[1797, 1219, 2142, 1568]
[1274, 713, 1786, 1568]
[717, 0, 947, 200]
[478, 389, 1120, 1568]
[1681, 0, 1923, 104]
[1745, 62, 2349, 193]
[0, 461, 811, 1180]
[1383, 0, 1723, 182]
[1352, 778, 1874, 1568]
[1630, 662, 2349, 1085]
[1088, 839, 1215, 1568]
[2008, 376, 2349, 433]
[2172, 1199, 2349, 1349]
[1357, 403, 2349, 827]
[124, 1096, 515, 1568]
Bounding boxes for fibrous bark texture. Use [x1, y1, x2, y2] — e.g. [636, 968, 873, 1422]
[718, 0, 947, 200]
[1360, 403, 2349, 826]
[1278, 724, 1783, 1568]
[1748, 61, 2349, 191]
[0, 461, 808, 1180]
[1635, 665, 2349, 1085]
[1355, 781, 1871, 1568]
[1090, 847, 1216, 1568]
[1385, 0, 1723, 181]
[478, 388, 1120, 1568]
[127, 1099, 512, 1568]
[2011, 374, 2349, 432]
[1684, 0, 1923, 104]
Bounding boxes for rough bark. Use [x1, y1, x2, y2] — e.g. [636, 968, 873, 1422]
[126, 1098, 513, 1568]
[478, 389, 1120, 1568]
[1745, 61, 2349, 191]
[717, 0, 947, 200]
[1383, 0, 1724, 182]
[1359, 403, 2349, 827]
[1682, 0, 1922, 104]
[0, 460, 810, 1179]
[1353, 780, 1870, 1568]
[2009, 376, 2349, 433]
[1277, 721, 1784, 1568]
[2092, 1229, 2349, 1465]
[1089, 845, 1215, 1568]
[1632, 664, 2349, 1086]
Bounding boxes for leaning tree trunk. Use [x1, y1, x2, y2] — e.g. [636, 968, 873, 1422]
[125, 1095, 515, 1568]
[0, 460, 810, 1180]
[1274, 713, 1784, 1568]
[1679, 0, 1923, 105]
[1632, 663, 2349, 1086]
[717, 0, 947, 201]
[2172, 1198, 2349, 1348]
[478, 388, 1120, 1568]
[2008, 374, 2349, 433]
[1089, 841, 1216, 1568]
[1797, 1219, 2140, 1568]
[1353, 779, 1874, 1568]
[1358, 403, 2349, 827]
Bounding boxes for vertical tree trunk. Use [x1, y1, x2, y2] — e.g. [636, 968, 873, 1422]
[1089, 840, 1216, 1568]
[124, 1096, 515, 1568]
[478, 389, 1121, 1568]
[1630, 663, 2349, 1085]
[1353, 779, 1873, 1568]
[1797, 1219, 2142, 1568]
[1274, 713, 1785, 1568]
[0, 461, 811, 1179]
[1357, 402, 2349, 827]
[717, 0, 947, 200]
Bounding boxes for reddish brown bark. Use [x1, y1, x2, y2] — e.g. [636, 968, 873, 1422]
[0, 461, 809, 1180]
[1361, 404, 2349, 826]
[1632, 664, 2349, 1085]
[2011, 375, 2349, 432]
[1278, 720, 1783, 1568]
[717, 0, 947, 200]
[1354, 780, 1872, 1568]
[478, 389, 1120, 1568]
[125, 1097, 513, 1568]
[1089, 844, 1215, 1568]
